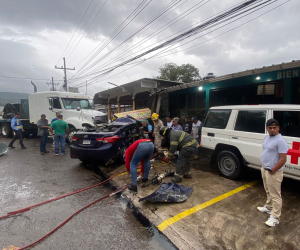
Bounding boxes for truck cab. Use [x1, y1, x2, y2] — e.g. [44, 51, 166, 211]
[28, 91, 107, 141]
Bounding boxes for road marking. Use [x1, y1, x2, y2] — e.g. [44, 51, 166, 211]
[157, 180, 258, 231]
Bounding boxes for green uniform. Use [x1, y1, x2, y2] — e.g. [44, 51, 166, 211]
[168, 131, 199, 176]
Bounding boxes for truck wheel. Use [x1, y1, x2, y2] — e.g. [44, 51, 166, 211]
[1, 124, 12, 138]
[217, 150, 243, 180]
[67, 128, 78, 143]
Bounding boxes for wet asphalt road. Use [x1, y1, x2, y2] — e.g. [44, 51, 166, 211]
[0, 137, 176, 250]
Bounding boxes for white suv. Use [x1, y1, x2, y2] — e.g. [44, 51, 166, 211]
[201, 105, 300, 181]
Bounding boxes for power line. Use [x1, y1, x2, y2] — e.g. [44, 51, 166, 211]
[74, 0, 287, 88]
[0, 75, 64, 81]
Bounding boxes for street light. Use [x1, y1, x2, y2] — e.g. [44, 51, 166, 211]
[199, 86, 203, 91]
[256, 76, 261, 80]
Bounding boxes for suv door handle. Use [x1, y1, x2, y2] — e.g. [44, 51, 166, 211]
[232, 137, 238, 139]
[207, 133, 214, 137]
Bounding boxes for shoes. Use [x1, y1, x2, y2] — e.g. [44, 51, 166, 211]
[128, 184, 137, 192]
[21, 146, 27, 149]
[8, 145, 15, 149]
[142, 177, 148, 183]
[171, 175, 182, 183]
[265, 215, 279, 227]
[257, 205, 271, 215]
[55, 153, 59, 156]
[44, 150, 49, 153]
[61, 152, 67, 155]
[41, 151, 45, 155]
[183, 173, 192, 178]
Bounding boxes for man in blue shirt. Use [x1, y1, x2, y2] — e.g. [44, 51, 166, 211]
[8, 112, 26, 149]
[172, 117, 183, 131]
[141, 120, 153, 140]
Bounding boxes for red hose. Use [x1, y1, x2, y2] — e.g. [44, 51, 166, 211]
[0, 170, 127, 220]
[18, 185, 128, 250]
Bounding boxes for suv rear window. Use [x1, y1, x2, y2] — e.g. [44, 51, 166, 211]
[273, 111, 300, 137]
[235, 110, 266, 133]
[204, 110, 231, 129]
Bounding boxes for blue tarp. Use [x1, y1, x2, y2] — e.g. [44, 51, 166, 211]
[139, 183, 193, 203]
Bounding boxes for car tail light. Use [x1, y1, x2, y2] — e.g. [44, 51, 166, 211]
[72, 136, 78, 141]
[96, 136, 121, 143]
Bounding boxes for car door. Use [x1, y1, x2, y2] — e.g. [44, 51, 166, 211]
[201, 109, 232, 150]
[273, 109, 300, 179]
[230, 109, 269, 167]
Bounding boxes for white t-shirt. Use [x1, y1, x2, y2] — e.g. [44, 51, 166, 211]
[192, 120, 201, 138]
[167, 121, 173, 128]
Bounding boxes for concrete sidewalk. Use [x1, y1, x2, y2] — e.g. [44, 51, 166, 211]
[106, 158, 300, 250]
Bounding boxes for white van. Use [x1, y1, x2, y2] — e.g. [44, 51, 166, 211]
[201, 105, 300, 181]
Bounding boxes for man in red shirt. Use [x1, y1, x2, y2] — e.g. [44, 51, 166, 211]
[125, 139, 154, 192]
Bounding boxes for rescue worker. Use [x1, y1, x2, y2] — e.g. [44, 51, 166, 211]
[8, 112, 26, 149]
[152, 113, 164, 151]
[125, 139, 154, 192]
[160, 126, 199, 183]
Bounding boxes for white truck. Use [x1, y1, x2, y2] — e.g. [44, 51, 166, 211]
[0, 91, 107, 142]
[201, 105, 300, 181]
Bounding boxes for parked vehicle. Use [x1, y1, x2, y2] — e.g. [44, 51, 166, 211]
[70, 116, 144, 164]
[0, 91, 107, 142]
[201, 105, 300, 181]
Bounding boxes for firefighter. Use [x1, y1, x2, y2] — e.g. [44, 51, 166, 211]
[152, 113, 163, 152]
[160, 126, 199, 183]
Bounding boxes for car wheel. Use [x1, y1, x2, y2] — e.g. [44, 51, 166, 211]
[1, 124, 12, 138]
[67, 128, 78, 143]
[118, 146, 128, 164]
[217, 150, 243, 180]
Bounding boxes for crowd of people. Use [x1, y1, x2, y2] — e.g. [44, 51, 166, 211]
[8, 112, 69, 156]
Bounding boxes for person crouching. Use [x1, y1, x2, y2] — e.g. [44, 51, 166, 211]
[125, 139, 154, 192]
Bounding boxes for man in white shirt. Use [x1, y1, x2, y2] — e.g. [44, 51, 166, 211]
[166, 116, 173, 128]
[191, 116, 201, 159]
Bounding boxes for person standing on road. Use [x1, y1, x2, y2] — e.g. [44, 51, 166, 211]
[257, 118, 289, 227]
[141, 120, 153, 140]
[165, 116, 173, 129]
[172, 117, 183, 131]
[125, 139, 154, 192]
[161, 126, 199, 183]
[51, 112, 60, 151]
[49, 115, 69, 156]
[183, 117, 192, 134]
[37, 114, 50, 155]
[8, 112, 26, 149]
[191, 116, 202, 159]
[152, 113, 164, 152]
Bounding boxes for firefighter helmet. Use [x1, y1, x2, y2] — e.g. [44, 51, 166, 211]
[151, 113, 159, 121]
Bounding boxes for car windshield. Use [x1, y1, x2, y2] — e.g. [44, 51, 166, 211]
[61, 98, 92, 110]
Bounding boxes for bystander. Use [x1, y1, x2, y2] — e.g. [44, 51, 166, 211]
[37, 114, 50, 155]
[50, 115, 69, 156]
[191, 116, 201, 159]
[183, 117, 192, 134]
[172, 117, 183, 131]
[8, 112, 26, 149]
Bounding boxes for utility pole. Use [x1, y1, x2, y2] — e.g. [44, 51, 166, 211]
[55, 57, 75, 92]
[46, 77, 59, 91]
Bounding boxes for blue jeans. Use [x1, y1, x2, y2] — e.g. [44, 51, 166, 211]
[54, 134, 66, 154]
[40, 132, 49, 152]
[195, 137, 200, 155]
[130, 142, 154, 185]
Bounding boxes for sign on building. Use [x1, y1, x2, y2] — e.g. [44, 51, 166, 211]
[257, 84, 275, 95]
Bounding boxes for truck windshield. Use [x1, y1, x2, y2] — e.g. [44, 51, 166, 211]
[61, 98, 92, 110]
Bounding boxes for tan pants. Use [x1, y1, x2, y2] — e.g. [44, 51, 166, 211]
[154, 134, 162, 151]
[261, 168, 283, 219]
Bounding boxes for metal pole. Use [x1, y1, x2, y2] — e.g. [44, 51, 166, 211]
[63, 57, 67, 92]
[52, 77, 54, 91]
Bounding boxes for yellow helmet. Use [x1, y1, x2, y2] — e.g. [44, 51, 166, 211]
[151, 113, 159, 121]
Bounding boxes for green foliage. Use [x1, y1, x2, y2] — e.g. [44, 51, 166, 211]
[157, 63, 201, 83]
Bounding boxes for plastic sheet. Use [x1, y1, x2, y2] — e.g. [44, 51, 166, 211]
[139, 183, 193, 203]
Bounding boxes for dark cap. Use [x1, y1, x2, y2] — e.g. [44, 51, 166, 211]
[266, 118, 279, 127]
[41, 114, 46, 117]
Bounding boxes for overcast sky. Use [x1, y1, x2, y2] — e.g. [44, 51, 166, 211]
[0, 0, 298, 97]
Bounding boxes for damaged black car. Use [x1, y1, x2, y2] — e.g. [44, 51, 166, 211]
[70, 116, 144, 165]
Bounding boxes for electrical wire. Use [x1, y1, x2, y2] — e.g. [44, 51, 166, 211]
[73, 0, 288, 88]
[73, 0, 272, 87]
[0, 75, 64, 81]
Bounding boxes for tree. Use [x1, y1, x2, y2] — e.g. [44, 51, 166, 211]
[157, 62, 201, 83]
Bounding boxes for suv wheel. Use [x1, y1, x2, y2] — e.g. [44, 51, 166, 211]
[217, 150, 243, 180]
